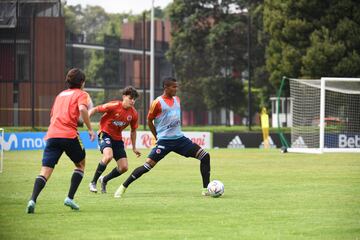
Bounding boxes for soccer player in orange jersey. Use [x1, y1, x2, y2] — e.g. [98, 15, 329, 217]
[88, 86, 141, 194]
[26, 68, 96, 214]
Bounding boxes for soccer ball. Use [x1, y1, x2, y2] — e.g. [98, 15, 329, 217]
[207, 180, 224, 198]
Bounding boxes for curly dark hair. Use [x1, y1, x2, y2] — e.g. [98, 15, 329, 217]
[66, 68, 85, 89]
[122, 86, 139, 99]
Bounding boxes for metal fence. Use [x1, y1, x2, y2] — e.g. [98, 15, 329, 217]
[0, 0, 64, 127]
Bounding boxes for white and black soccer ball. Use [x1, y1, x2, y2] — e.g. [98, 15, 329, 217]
[207, 180, 224, 198]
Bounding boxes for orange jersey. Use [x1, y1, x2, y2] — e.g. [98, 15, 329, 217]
[148, 95, 181, 120]
[97, 101, 138, 141]
[46, 89, 91, 139]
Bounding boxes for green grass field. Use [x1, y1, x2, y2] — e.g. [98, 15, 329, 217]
[0, 149, 359, 239]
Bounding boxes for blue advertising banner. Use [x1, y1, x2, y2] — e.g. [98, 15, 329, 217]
[1, 132, 98, 151]
[0, 131, 211, 151]
[325, 133, 360, 148]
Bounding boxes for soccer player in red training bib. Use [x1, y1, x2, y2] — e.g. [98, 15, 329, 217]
[26, 68, 96, 214]
[114, 77, 211, 198]
[88, 86, 141, 194]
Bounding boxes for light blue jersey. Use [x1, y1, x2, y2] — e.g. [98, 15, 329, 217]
[154, 96, 184, 140]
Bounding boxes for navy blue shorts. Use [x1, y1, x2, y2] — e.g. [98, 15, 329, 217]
[42, 137, 85, 168]
[98, 132, 127, 161]
[148, 136, 197, 162]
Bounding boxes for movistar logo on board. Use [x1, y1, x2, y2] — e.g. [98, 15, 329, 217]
[0, 133, 46, 151]
[0, 134, 18, 150]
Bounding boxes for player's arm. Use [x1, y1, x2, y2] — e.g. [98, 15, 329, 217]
[88, 106, 99, 118]
[79, 105, 96, 141]
[148, 118, 157, 140]
[130, 128, 141, 157]
[147, 99, 161, 140]
[130, 112, 141, 157]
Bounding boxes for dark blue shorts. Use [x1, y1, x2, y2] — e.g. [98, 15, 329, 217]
[148, 136, 197, 162]
[42, 137, 85, 168]
[98, 132, 127, 161]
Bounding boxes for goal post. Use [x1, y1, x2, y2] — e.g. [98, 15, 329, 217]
[279, 77, 360, 153]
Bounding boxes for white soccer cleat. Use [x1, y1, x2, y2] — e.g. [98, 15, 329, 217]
[89, 182, 97, 193]
[201, 188, 211, 196]
[26, 200, 36, 214]
[98, 176, 107, 193]
[114, 185, 126, 198]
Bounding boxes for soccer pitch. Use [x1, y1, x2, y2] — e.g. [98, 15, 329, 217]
[0, 149, 359, 240]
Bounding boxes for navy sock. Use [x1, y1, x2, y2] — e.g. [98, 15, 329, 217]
[123, 163, 151, 188]
[91, 162, 106, 183]
[199, 152, 211, 188]
[30, 175, 47, 202]
[68, 169, 83, 199]
[103, 167, 122, 183]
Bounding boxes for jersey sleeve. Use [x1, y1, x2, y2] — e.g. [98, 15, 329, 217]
[97, 101, 120, 113]
[78, 92, 91, 109]
[147, 99, 162, 120]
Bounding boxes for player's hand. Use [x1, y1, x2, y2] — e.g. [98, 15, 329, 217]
[133, 148, 141, 157]
[88, 130, 96, 142]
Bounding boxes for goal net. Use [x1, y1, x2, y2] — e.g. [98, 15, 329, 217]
[287, 77, 360, 153]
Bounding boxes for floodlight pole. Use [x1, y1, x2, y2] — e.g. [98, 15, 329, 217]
[142, 12, 147, 130]
[247, 8, 252, 131]
[150, 0, 155, 104]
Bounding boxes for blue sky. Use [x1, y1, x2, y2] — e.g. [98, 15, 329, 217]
[65, 0, 173, 14]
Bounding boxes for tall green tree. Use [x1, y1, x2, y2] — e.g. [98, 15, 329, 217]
[168, 0, 267, 119]
[167, 1, 212, 118]
[264, 0, 360, 90]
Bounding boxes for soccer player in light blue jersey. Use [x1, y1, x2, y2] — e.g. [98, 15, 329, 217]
[114, 77, 211, 197]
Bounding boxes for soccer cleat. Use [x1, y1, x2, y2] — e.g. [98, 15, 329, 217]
[26, 200, 36, 214]
[114, 185, 126, 198]
[89, 182, 97, 193]
[201, 188, 211, 196]
[64, 197, 80, 210]
[98, 176, 107, 193]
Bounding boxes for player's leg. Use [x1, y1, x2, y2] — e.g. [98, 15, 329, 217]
[26, 139, 61, 213]
[114, 158, 156, 198]
[26, 166, 54, 213]
[197, 148, 211, 195]
[64, 137, 86, 210]
[90, 147, 112, 192]
[176, 137, 211, 195]
[100, 141, 127, 193]
[89, 133, 113, 193]
[114, 141, 169, 198]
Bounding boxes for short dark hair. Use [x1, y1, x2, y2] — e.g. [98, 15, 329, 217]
[66, 68, 85, 89]
[122, 86, 139, 99]
[162, 77, 177, 89]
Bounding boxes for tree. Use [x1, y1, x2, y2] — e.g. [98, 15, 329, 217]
[264, 0, 360, 90]
[167, 1, 213, 117]
[167, 0, 268, 123]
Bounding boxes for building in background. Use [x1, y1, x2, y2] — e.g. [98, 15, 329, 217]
[0, 0, 65, 127]
[1, 2, 241, 127]
[66, 18, 173, 127]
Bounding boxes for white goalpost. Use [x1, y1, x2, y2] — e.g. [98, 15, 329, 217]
[0, 128, 4, 172]
[287, 77, 360, 153]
